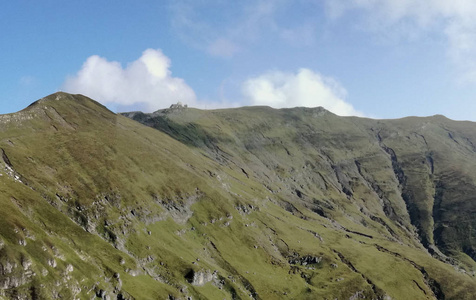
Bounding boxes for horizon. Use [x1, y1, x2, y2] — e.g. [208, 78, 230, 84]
[3, 1, 476, 120]
[2, 91, 466, 123]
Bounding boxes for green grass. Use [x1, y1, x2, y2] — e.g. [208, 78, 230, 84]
[0, 92, 476, 299]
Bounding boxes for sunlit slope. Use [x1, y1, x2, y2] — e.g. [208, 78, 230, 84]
[0, 92, 474, 299]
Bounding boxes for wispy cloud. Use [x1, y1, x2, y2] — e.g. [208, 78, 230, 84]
[280, 22, 318, 47]
[62, 49, 196, 112]
[19, 76, 36, 87]
[169, 0, 316, 57]
[326, 0, 476, 82]
[207, 38, 241, 58]
[242, 68, 362, 116]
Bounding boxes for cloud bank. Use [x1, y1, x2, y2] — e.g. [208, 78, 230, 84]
[242, 69, 361, 116]
[63, 49, 196, 112]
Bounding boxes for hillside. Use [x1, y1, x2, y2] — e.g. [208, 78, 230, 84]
[0, 93, 475, 299]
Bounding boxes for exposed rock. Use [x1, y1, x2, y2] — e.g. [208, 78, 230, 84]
[235, 204, 258, 215]
[155, 193, 202, 224]
[185, 269, 217, 286]
[1, 261, 16, 275]
[288, 253, 322, 266]
[65, 264, 74, 273]
[0, 260, 32, 290]
[21, 257, 32, 270]
[96, 289, 111, 300]
[126, 268, 141, 277]
[348, 290, 364, 300]
[169, 102, 188, 110]
[47, 259, 57, 268]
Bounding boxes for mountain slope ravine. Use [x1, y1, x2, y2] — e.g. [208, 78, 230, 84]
[0, 92, 475, 299]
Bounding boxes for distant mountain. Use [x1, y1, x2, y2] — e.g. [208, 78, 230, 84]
[0, 92, 475, 299]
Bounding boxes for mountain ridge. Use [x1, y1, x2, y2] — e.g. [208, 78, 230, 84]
[0, 92, 475, 299]
[124, 98, 476, 266]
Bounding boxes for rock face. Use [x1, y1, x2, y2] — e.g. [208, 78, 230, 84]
[0, 259, 33, 290]
[1, 92, 476, 299]
[288, 254, 322, 266]
[185, 269, 216, 286]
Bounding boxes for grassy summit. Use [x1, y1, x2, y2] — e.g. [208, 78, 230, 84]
[0, 92, 475, 299]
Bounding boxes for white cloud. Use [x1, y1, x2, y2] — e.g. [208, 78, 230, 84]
[242, 68, 362, 116]
[62, 50, 361, 115]
[62, 49, 196, 112]
[326, 0, 476, 81]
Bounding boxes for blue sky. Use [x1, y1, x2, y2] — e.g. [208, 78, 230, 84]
[2, 1, 476, 120]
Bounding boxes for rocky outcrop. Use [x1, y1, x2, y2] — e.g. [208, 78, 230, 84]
[185, 269, 217, 286]
[287, 254, 322, 266]
[0, 258, 34, 290]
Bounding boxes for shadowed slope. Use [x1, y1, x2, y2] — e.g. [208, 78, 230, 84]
[126, 103, 476, 298]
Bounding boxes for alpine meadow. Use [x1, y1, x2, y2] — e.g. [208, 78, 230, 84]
[0, 92, 476, 299]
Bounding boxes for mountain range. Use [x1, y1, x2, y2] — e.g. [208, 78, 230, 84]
[1, 92, 476, 299]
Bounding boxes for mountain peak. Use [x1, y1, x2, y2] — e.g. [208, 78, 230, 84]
[27, 92, 76, 108]
[24, 92, 112, 116]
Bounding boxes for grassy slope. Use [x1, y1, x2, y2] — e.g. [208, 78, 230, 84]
[127, 104, 476, 299]
[0, 93, 475, 299]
